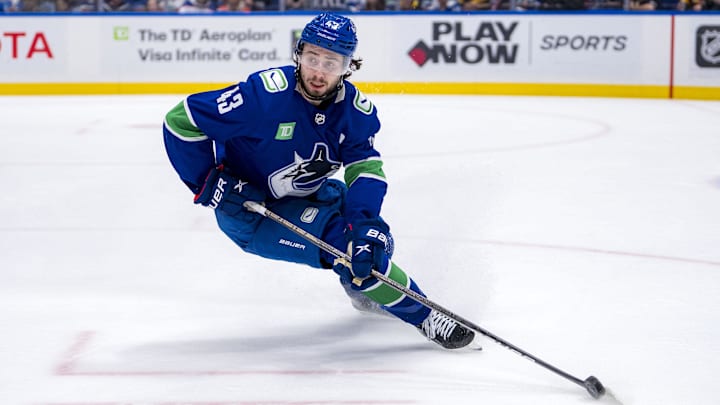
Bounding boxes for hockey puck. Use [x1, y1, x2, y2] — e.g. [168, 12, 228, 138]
[583, 375, 606, 399]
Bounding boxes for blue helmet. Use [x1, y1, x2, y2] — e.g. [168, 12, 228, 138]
[299, 13, 358, 58]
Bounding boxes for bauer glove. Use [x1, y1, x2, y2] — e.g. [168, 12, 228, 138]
[194, 165, 265, 216]
[333, 218, 393, 288]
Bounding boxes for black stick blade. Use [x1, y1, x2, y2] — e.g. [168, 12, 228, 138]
[583, 376, 606, 399]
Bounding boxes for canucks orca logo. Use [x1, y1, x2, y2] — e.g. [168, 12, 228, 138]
[268, 143, 340, 198]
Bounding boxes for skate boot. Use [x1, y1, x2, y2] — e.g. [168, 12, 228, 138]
[416, 310, 475, 349]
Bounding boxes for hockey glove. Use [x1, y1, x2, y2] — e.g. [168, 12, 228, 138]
[333, 218, 392, 288]
[194, 166, 265, 216]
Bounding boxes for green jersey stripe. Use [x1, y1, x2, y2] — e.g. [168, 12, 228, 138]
[344, 158, 386, 187]
[165, 100, 208, 142]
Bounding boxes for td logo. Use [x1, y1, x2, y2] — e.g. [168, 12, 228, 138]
[113, 27, 130, 41]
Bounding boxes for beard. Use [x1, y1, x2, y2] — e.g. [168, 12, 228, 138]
[300, 69, 341, 100]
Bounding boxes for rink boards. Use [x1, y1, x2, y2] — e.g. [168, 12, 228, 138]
[0, 12, 718, 99]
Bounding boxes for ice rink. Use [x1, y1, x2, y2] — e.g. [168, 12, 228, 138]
[1, 93, 719, 405]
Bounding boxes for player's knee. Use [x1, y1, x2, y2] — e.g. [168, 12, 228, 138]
[244, 180, 347, 268]
[215, 209, 263, 249]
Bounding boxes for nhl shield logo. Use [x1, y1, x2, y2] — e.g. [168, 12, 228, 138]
[314, 113, 326, 125]
[696, 26, 720, 68]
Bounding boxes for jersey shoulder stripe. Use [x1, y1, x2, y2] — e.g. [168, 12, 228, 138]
[344, 157, 386, 187]
[164, 99, 208, 142]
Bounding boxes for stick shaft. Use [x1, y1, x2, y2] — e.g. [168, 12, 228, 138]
[243, 201, 593, 393]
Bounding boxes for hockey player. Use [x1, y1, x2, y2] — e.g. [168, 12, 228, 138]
[162, 12, 474, 350]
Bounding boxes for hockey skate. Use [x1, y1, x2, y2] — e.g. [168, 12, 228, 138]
[416, 310, 475, 349]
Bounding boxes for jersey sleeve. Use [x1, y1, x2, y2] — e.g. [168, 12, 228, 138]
[163, 82, 258, 194]
[340, 86, 388, 223]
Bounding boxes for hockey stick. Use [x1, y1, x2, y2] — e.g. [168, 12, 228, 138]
[243, 201, 606, 399]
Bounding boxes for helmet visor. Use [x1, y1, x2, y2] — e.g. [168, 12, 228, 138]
[298, 49, 350, 76]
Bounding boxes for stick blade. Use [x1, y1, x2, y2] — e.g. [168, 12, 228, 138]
[583, 375, 606, 399]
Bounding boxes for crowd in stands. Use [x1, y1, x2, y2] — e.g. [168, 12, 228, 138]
[1, 0, 718, 13]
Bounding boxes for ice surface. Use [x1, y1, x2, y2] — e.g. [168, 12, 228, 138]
[1, 94, 719, 405]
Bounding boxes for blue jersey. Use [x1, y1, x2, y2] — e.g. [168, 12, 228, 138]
[163, 65, 387, 223]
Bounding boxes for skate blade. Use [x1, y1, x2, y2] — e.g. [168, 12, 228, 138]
[467, 340, 483, 351]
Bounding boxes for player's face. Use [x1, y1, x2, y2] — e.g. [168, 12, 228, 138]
[298, 44, 348, 99]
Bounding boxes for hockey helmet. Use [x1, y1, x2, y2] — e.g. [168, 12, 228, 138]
[298, 13, 358, 58]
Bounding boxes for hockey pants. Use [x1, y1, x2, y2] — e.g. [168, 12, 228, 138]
[215, 179, 430, 326]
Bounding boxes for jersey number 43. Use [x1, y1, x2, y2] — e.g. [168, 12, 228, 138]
[216, 86, 244, 114]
